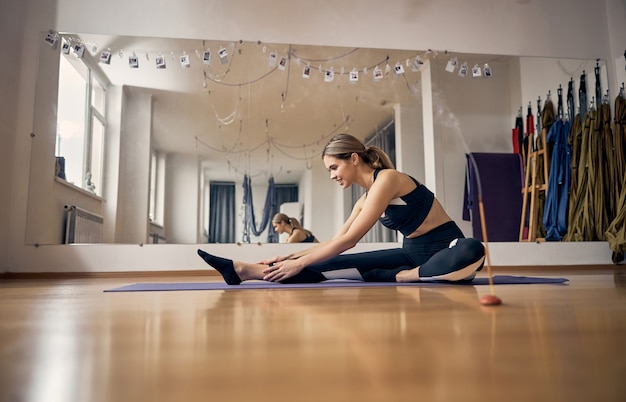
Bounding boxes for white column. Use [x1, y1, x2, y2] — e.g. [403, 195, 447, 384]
[420, 60, 443, 199]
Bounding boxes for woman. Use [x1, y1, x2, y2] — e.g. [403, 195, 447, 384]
[272, 213, 319, 243]
[198, 133, 485, 284]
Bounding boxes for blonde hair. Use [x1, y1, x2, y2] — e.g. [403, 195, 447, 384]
[272, 213, 292, 225]
[272, 213, 314, 237]
[272, 213, 305, 229]
[322, 133, 394, 169]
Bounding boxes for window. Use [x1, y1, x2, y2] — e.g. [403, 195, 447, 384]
[149, 149, 166, 225]
[55, 53, 106, 196]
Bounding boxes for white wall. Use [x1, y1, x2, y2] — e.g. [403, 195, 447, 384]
[431, 56, 515, 238]
[102, 86, 123, 243]
[24, 34, 64, 245]
[165, 153, 201, 243]
[605, 0, 626, 100]
[3, 0, 623, 272]
[115, 89, 152, 243]
[519, 58, 610, 115]
[394, 103, 424, 182]
[308, 158, 338, 240]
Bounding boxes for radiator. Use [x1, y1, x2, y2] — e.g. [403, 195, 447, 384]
[64, 205, 104, 244]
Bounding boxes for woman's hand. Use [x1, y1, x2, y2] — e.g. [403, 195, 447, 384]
[262, 259, 304, 282]
[257, 255, 288, 265]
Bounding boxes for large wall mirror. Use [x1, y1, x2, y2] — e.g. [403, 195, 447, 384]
[26, 31, 608, 245]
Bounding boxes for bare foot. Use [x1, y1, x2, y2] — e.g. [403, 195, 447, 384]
[232, 261, 266, 281]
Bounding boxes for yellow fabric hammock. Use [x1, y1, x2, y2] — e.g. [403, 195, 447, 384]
[533, 100, 555, 239]
[564, 100, 614, 242]
[605, 95, 626, 263]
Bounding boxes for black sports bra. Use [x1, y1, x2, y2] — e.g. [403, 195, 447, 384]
[372, 169, 435, 236]
[301, 233, 317, 243]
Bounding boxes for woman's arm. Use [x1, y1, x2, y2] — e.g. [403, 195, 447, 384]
[332, 193, 366, 239]
[258, 194, 366, 264]
[263, 172, 401, 281]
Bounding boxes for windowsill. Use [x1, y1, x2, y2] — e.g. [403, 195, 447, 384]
[149, 221, 164, 229]
[55, 177, 106, 202]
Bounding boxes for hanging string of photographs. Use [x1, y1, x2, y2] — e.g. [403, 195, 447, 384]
[44, 29, 496, 177]
[44, 29, 495, 85]
[443, 55, 493, 78]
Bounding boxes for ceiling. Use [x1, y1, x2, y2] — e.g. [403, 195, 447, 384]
[69, 33, 424, 183]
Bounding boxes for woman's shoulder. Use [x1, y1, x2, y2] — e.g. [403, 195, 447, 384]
[372, 169, 419, 197]
[288, 228, 307, 242]
[375, 168, 412, 183]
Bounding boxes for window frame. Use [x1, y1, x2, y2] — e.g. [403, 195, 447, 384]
[56, 51, 107, 196]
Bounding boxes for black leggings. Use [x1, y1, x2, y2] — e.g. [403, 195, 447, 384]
[282, 221, 485, 283]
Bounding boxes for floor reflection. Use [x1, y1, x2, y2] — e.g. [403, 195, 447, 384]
[3, 274, 625, 402]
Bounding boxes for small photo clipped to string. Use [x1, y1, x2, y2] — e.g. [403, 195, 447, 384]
[73, 44, 85, 59]
[445, 57, 458, 73]
[394, 62, 405, 75]
[129, 54, 139, 68]
[268, 52, 277, 66]
[218, 47, 228, 64]
[155, 55, 166, 69]
[483, 63, 492, 78]
[302, 65, 311, 79]
[373, 66, 383, 81]
[458, 62, 468, 77]
[325, 69, 334, 82]
[412, 55, 424, 72]
[45, 30, 58, 47]
[472, 64, 482, 78]
[180, 54, 191, 68]
[100, 50, 112, 64]
[278, 56, 287, 71]
[62, 40, 71, 54]
[203, 50, 211, 65]
[349, 68, 359, 83]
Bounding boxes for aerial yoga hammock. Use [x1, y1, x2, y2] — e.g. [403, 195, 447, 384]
[242, 175, 276, 243]
[543, 85, 571, 241]
[564, 65, 613, 242]
[605, 88, 626, 263]
[533, 96, 555, 240]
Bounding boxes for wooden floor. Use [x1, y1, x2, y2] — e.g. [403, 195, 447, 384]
[1, 268, 625, 402]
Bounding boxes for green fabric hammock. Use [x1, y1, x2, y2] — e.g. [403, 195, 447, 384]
[605, 95, 626, 263]
[565, 109, 598, 241]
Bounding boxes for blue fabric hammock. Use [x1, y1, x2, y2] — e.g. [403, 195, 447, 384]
[242, 175, 276, 242]
[543, 119, 572, 241]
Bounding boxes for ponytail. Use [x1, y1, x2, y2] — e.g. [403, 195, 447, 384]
[323, 133, 394, 169]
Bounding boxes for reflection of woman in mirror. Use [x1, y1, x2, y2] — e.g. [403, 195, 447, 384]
[198, 133, 485, 285]
[272, 213, 319, 243]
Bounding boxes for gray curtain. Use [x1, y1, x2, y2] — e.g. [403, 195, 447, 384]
[208, 181, 235, 243]
[352, 121, 398, 243]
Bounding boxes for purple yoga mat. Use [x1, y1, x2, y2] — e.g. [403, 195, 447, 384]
[104, 275, 568, 292]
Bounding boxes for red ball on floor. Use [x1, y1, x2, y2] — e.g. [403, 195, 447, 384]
[480, 294, 502, 306]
